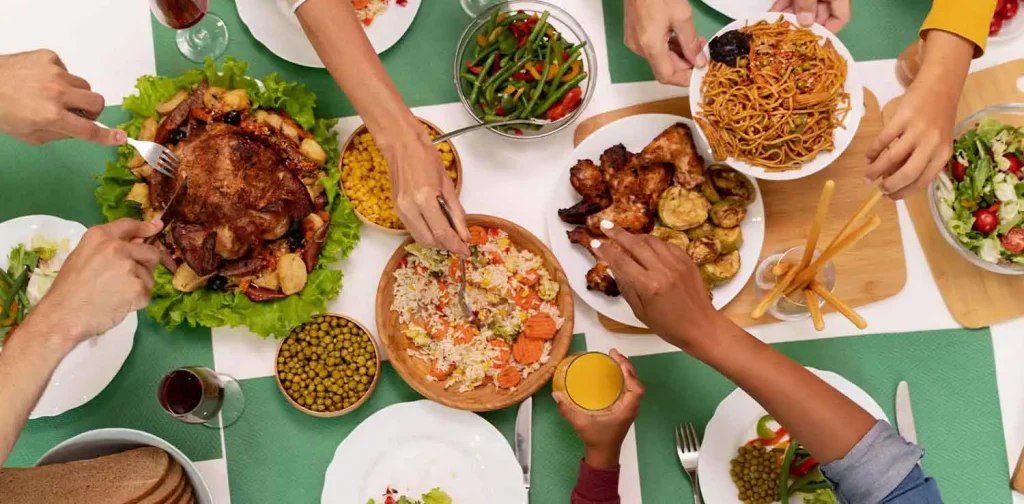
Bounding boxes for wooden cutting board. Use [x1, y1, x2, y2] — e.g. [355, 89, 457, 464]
[881, 59, 1024, 329]
[573, 90, 907, 333]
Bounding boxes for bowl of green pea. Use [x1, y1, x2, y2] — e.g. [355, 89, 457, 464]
[454, 0, 597, 139]
[274, 314, 381, 418]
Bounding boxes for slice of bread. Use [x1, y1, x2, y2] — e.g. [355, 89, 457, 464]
[176, 483, 194, 504]
[139, 461, 183, 504]
[0, 447, 170, 504]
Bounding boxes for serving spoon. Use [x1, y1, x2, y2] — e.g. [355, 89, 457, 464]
[431, 118, 551, 145]
[436, 196, 479, 328]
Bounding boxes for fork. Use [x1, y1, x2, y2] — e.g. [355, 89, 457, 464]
[675, 422, 704, 504]
[90, 119, 180, 177]
[436, 196, 479, 327]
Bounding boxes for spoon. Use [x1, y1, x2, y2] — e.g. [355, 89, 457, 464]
[431, 118, 551, 145]
[436, 197, 479, 327]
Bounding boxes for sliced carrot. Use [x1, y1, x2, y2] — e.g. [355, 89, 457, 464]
[430, 321, 451, 341]
[514, 289, 542, 311]
[481, 375, 494, 386]
[447, 259, 461, 281]
[520, 269, 540, 286]
[454, 324, 478, 345]
[429, 360, 454, 380]
[469, 226, 488, 245]
[523, 314, 556, 340]
[512, 337, 544, 365]
[489, 339, 511, 370]
[497, 366, 522, 389]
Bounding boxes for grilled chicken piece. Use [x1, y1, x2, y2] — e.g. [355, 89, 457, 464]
[558, 200, 607, 225]
[586, 201, 655, 236]
[152, 122, 314, 275]
[600, 144, 642, 202]
[154, 82, 207, 145]
[638, 163, 673, 206]
[559, 159, 612, 225]
[567, 227, 620, 296]
[639, 123, 706, 189]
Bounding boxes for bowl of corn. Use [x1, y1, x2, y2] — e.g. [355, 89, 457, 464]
[340, 118, 462, 233]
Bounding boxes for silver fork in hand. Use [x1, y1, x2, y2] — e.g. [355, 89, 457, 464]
[92, 120, 180, 177]
[675, 422, 704, 504]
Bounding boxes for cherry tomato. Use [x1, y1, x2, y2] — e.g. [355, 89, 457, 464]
[950, 157, 967, 181]
[1003, 227, 1024, 253]
[1003, 0, 1019, 19]
[991, 17, 1004, 35]
[974, 207, 1000, 234]
[1005, 154, 1023, 175]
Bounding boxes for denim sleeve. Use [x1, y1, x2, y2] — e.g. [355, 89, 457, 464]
[820, 420, 941, 504]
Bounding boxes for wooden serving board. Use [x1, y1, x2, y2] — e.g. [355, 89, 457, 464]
[574, 91, 907, 333]
[882, 59, 1024, 329]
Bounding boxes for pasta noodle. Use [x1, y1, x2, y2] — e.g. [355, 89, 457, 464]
[696, 17, 851, 171]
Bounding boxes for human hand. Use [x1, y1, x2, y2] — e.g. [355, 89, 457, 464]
[385, 124, 470, 256]
[30, 219, 163, 348]
[623, 0, 707, 86]
[769, 0, 851, 32]
[591, 220, 727, 351]
[0, 50, 125, 146]
[553, 349, 644, 469]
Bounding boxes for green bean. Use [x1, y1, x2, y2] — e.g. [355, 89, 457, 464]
[547, 43, 585, 87]
[498, 13, 531, 26]
[794, 481, 832, 492]
[779, 440, 799, 503]
[483, 114, 507, 123]
[523, 45, 552, 117]
[787, 468, 823, 493]
[483, 8, 499, 35]
[485, 57, 528, 103]
[534, 72, 586, 116]
[469, 52, 498, 110]
[469, 43, 500, 67]
[487, 26, 505, 44]
[459, 72, 478, 84]
[526, 11, 549, 47]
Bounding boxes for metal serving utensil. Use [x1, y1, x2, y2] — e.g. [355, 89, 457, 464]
[431, 118, 551, 145]
[90, 119, 180, 177]
[436, 196, 479, 327]
[145, 176, 188, 245]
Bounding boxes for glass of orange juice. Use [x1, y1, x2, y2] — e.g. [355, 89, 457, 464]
[552, 352, 624, 412]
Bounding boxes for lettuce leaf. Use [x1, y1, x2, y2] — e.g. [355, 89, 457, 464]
[95, 57, 361, 338]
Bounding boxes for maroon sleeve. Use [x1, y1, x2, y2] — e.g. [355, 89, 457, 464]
[571, 459, 621, 504]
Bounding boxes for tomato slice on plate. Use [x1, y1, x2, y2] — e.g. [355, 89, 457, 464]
[1002, 227, 1024, 253]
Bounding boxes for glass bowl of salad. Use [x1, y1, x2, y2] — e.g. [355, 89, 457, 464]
[929, 103, 1024, 274]
[453, 0, 597, 139]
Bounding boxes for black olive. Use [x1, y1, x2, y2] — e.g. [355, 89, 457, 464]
[708, 30, 751, 67]
[167, 128, 186, 144]
[223, 110, 241, 126]
[206, 275, 228, 291]
[285, 225, 305, 251]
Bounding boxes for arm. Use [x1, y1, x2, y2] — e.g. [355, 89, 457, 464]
[0, 219, 160, 465]
[592, 221, 939, 502]
[293, 0, 469, 255]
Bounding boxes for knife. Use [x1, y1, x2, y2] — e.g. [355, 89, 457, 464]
[895, 380, 918, 445]
[514, 397, 533, 496]
[145, 176, 188, 245]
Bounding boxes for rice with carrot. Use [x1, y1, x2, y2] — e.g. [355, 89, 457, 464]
[391, 226, 563, 392]
[352, 0, 388, 26]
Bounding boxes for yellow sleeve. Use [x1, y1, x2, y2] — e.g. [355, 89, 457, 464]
[919, 0, 998, 57]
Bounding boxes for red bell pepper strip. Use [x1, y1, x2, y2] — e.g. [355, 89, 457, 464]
[545, 87, 583, 121]
[465, 61, 483, 74]
[790, 455, 819, 477]
[562, 50, 570, 61]
[746, 427, 787, 446]
[494, 106, 506, 116]
[510, 72, 535, 82]
[492, 55, 502, 73]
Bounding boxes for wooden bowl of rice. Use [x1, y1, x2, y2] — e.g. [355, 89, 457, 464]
[339, 117, 463, 234]
[374, 214, 575, 412]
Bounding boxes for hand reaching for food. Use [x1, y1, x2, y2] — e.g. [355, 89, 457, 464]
[0, 50, 125, 146]
[769, 0, 851, 32]
[554, 349, 644, 469]
[865, 31, 972, 200]
[592, 221, 728, 351]
[623, 0, 707, 86]
[30, 219, 162, 345]
[385, 123, 471, 257]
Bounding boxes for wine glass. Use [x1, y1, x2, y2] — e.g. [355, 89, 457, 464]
[158, 366, 245, 428]
[459, 0, 507, 17]
[150, 0, 229, 63]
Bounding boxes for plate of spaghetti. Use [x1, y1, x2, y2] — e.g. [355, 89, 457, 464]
[689, 14, 863, 180]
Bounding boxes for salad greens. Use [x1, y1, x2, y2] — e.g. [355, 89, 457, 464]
[0, 236, 70, 341]
[935, 118, 1024, 265]
[95, 57, 362, 338]
[368, 487, 452, 504]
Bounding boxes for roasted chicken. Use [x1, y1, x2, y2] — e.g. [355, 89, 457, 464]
[639, 123, 706, 189]
[567, 227, 620, 296]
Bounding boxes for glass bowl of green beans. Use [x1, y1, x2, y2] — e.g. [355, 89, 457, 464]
[454, 0, 597, 139]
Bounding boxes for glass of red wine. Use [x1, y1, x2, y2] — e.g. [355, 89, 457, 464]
[150, 0, 229, 63]
[158, 366, 245, 428]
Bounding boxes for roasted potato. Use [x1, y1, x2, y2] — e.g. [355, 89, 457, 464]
[304, 212, 325, 233]
[701, 250, 741, 283]
[709, 165, 756, 204]
[281, 120, 300, 143]
[126, 183, 150, 209]
[155, 90, 189, 114]
[278, 253, 308, 295]
[300, 138, 327, 166]
[139, 117, 158, 142]
[710, 198, 747, 228]
[128, 152, 146, 169]
[712, 225, 743, 254]
[687, 236, 721, 265]
[253, 269, 280, 291]
[172, 263, 211, 292]
[658, 186, 710, 231]
[263, 112, 283, 130]
[221, 89, 250, 111]
[130, 163, 154, 179]
[203, 86, 227, 110]
[685, 222, 714, 240]
[650, 227, 689, 252]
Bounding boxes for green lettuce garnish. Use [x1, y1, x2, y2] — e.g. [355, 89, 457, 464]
[94, 57, 361, 337]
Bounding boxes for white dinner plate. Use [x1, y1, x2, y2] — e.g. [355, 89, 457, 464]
[701, 0, 772, 20]
[321, 400, 527, 504]
[0, 215, 137, 419]
[545, 114, 765, 329]
[698, 368, 888, 504]
[689, 12, 864, 181]
[237, 0, 422, 67]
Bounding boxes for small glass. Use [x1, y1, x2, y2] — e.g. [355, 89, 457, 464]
[754, 246, 836, 321]
[459, 0, 507, 17]
[552, 352, 624, 413]
[150, 0, 229, 63]
[158, 366, 245, 428]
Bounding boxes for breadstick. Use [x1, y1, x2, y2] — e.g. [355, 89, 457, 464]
[824, 187, 882, 252]
[786, 214, 881, 296]
[751, 265, 800, 319]
[804, 288, 824, 331]
[809, 280, 867, 329]
[797, 180, 835, 271]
